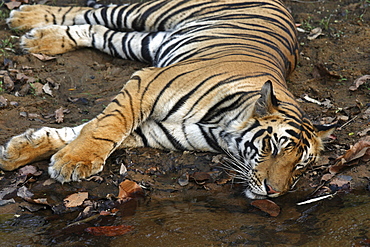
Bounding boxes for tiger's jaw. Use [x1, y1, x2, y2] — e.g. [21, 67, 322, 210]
[242, 178, 292, 199]
[243, 188, 281, 199]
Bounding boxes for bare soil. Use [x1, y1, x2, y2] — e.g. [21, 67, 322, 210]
[0, 0, 369, 246]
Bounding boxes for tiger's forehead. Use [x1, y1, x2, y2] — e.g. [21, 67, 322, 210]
[257, 115, 320, 144]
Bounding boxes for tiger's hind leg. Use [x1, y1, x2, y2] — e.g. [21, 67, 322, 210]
[20, 24, 170, 62]
[7, 5, 91, 30]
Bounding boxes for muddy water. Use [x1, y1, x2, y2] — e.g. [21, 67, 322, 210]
[110, 193, 370, 246]
[1, 184, 370, 246]
[0, 0, 370, 246]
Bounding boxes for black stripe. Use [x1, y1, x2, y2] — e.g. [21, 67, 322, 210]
[61, 7, 73, 25]
[132, 0, 169, 31]
[116, 7, 125, 30]
[156, 122, 186, 150]
[65, 27, 77, 46]
[285, 129, 300, 140]
[84, 10, 92, 24]
[148, 69, 198, 116]
[162, 73, 224, 122]
[108, 31, 119, 57]
[93, 137, 116, 147]
[197, 125, 223, 152]
[111, 98, 122, 107]
[238, 120, 261, 142]
[141, 33, 154, 63]
[100, 8, 108, 26]
[134, 127, 148, 147]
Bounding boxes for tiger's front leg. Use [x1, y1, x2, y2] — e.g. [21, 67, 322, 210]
[47, 71, 155, 182]
[0, 125, 85, 171]
[48, 118, 120, 182]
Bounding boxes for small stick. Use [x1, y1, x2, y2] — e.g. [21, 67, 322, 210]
[296, 192, 337, 205]
[338, 115, 358, 130]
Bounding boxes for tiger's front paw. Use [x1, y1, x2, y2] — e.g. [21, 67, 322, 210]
[48, 145, 105, 183]
[21, 26, 77, 55]
[0, 128, 58, 171]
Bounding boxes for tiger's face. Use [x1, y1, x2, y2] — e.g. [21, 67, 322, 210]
[225, 116, 328, 199]
[223, 81, 334, 199]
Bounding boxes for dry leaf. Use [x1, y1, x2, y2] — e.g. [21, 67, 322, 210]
[358, 127, 370, 137]
[190, 171, 213, 184]
[312, 64, 340, 79]
[0, 198, 16, 206]
[43, 178, 56, 186]
[362, 108, 370, 120]
[0, 96, 8, 108]
[45, 77, 60, 89]
[64, 192, 89, 208]
[251, 199, 281, 217]
[17, 186, 34, 200]
[329, 136, 370, 174]
[17, 83, 31, 96]
[3, 74, 14, 91]
[18, 165, 42, 177]
[349, 75, 370, 91]
[85, 225, 134, 236]
[33, 198, 49, 205]
[307, 27, 323, 40]
[31, 53, 56, 61]
[118, 180, 143, 200]
[31, 82, 44, 96]
[43, 82, 53, 97]
[329, 175, 352, 188]
[321, 173, 334, 182]
[5, 1, 22, 10]
[55, 107, 65, 123]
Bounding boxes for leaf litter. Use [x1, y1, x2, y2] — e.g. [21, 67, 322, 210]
[298, 136, 370, 205]
[349, 75, 370, 91]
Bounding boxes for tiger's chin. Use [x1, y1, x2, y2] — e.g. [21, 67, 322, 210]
[243, 188, 282, 199]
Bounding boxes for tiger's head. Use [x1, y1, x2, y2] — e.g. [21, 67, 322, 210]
[224, 81, 334, 199]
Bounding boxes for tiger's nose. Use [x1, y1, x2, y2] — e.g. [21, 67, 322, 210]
[264, 181, 280, 195]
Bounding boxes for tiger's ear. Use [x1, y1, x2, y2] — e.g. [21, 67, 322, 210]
[254, 80, 279, 117]
[314, 124, 336, 139]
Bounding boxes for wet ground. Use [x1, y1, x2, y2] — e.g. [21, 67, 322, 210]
[0, 0, 369, 246]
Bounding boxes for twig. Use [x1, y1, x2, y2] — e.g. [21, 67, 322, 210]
[338, 115, 358, 130]
[296, 192, 337, 205]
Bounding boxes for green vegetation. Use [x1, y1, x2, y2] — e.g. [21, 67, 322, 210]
[301, 16, 313, 31]
[319, 15, 332, 30]
[0, 36, 17, 57]
[338, 76, 347, 83]
[0, 2, 9, 21]
[0, 80, 5, 93]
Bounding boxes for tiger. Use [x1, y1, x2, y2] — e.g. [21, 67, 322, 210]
[0, 0, 334, 199]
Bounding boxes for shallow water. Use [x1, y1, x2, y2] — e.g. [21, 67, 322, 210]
[1, 187, 369, 247]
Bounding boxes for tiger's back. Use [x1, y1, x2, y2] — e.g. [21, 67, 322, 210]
[1, 0, 333, 199]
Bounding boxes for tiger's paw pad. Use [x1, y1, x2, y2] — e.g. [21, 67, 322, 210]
[21, 26, 76, 55]
[48, 150, 105, 183]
